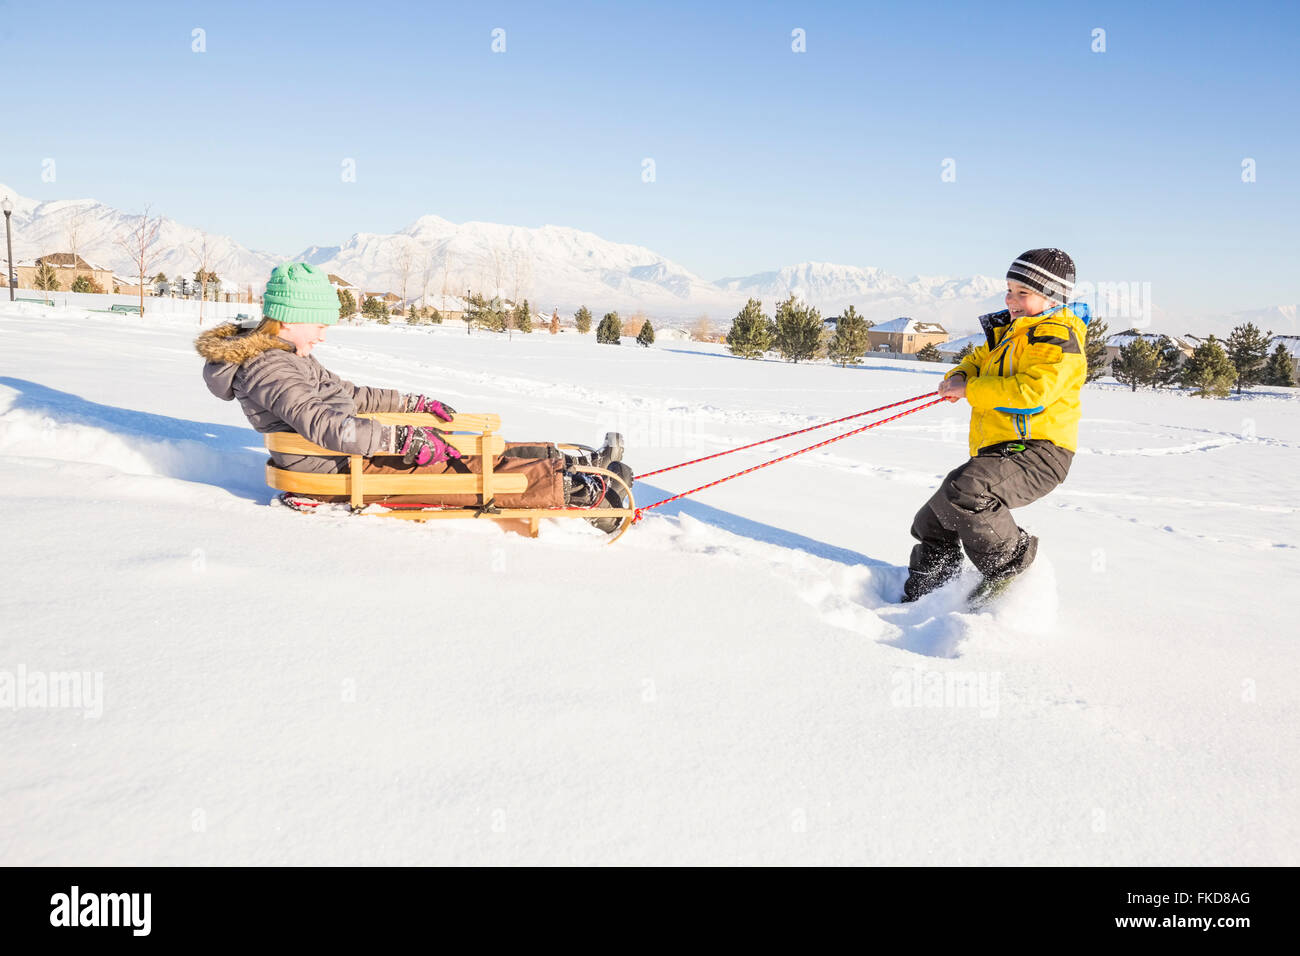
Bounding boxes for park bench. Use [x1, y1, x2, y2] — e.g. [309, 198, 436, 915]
[109, 304, 142, 314]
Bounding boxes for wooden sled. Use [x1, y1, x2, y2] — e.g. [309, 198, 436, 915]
[263, 412, 635, 543]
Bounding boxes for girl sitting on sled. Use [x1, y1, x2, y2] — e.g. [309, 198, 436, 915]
[196, 262, 630, 531]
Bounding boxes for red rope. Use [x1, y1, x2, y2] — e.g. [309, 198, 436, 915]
[632, 394, 948, 523]
[634, 391, 937, 479]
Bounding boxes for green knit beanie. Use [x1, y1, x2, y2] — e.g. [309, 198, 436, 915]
[262, 262, 339, 325]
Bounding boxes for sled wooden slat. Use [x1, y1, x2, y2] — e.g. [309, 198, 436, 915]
[264, 430, 505, 459]
[349, 454, 364, 510]
[266, 464, 529, 497]
[264, 414, 635, 542]
[359, 412, 501, 432]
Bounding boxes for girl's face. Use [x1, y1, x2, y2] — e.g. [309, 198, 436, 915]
[277, 323, 327, 356]
[1005, 281, 1054, 320]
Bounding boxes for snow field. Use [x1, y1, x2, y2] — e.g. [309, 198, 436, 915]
[0, 305, 1296, 864]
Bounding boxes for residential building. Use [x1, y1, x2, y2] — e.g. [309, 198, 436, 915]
[12, 253, 115, 293]
[866, 317, 948, 354]
[937, 333, 986, 362]
[1268, 335, 1300, 380]
[1104, 331, 1196, 368]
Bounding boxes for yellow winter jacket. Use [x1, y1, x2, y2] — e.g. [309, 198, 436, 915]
[944, 303, 1090, 457]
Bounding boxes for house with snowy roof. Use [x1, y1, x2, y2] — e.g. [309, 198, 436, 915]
[12, 253, 115, 294]
[866, 317, 947, 355]
[937, 332, 986, 362]
[1268, 335, 1300, 379]
[1104, 331, 1196, 368]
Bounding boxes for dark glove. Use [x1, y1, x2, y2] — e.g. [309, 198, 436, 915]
[396, 425, 462, 466]
[404, 393, 456, 422]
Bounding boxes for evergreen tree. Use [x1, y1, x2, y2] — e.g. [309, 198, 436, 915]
[772, 295, 823, 363]
[1112, 337, 1161, 391]
[486, 296, 507, 332]
[429, 307, 443, 325]
[152, 272, 167, 283]
[574, 306, 592, 335]
[516, 299, 533, 333]
[827, 305, 872, 367]
[362, 294, 390, 323]
[1264, 342, 1295, 386]
[915, 342, 943, 363]
[1225, 322, 1272, 393]
[596, 311, 622, 344]
[70, 275, 96, 293]
[725, 298, 773, 359]
[337, 288, 356, 320]
[1083, 317, 1110, 383]
[953, 342, 975, 364]
[34, 262, 60, 291]
[464, 292, 507, 332]
[1150, 335, 1184, 388]
[1179, 335, 1236, 397]
[637, 318, 655, 347]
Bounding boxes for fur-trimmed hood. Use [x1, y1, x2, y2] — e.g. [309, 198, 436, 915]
[197, 322, 296, 401]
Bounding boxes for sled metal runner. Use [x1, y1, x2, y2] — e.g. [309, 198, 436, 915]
[264, 412, 636, 543]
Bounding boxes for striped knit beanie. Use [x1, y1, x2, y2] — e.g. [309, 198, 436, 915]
[262, 262, 339, 325]
[1007, 249, 1075, 305]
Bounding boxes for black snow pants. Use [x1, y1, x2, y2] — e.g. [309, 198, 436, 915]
[902, 438, 1073, 601]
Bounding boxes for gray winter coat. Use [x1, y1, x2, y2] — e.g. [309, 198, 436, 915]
[196, 323, 403, 473]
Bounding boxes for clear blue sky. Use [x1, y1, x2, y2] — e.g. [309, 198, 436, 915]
[4, 0, 1298, 314]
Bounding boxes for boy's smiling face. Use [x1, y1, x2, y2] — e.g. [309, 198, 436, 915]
[1005, 280, 1054, 320]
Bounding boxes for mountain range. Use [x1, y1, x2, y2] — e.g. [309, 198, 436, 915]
[1, 182, 1290, 336]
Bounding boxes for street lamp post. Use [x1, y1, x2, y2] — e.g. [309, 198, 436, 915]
[2, 196, 14, 301]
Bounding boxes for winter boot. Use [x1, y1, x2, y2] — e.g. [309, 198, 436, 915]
[585, 461, 633, 534]
[591, 432, 625, 471]
[901, 545, 963, 603]
[564, 471, 602, 507]
[967, 529, 1038, 608]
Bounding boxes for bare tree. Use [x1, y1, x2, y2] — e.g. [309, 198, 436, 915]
[190, 234, 213, 325]
[393, 240, 415, 314]
[510, 249, 529, 309]
[440, 245, 454, 314]
[623, 311, 647, 339]
[115, 207, 163, 317]
[420, 248, 437, 314]
[489, 245, 505, 302]
[63, 206, 87, 281]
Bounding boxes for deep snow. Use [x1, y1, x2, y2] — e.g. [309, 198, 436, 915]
[0, 303, 1296, 865]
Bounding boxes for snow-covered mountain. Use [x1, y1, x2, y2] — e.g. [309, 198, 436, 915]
[0, 183, 1006, 323]
[9, 181, 1285, 334]
[715, 261, 1005, 328]
[300, 215, 740, 317]
[0, 182, 282, 288]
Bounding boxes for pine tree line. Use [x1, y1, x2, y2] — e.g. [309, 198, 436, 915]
[1109, 322, 1293, 396]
